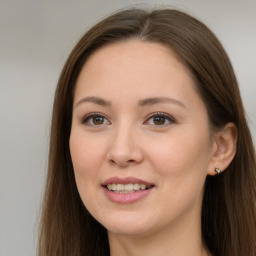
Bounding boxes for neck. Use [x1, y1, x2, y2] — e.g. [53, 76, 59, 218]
[108, 211, 210, 256]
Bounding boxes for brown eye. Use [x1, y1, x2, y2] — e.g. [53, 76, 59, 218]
[82, 113, 110, 126]
[145, 112, 175, 126]
[93, 116, 104, 125]
[153, 116, 166, 125]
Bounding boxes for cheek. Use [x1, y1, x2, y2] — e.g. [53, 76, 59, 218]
[70, 132, 104, 175]
[69, 132, 106, 203]
[147, 126, 211, 201]
[69, 133, 107, 217]
[148, 131, 210, 216]
[151, 127, 211, 174]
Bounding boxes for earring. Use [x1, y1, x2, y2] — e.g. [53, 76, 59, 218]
[215, 167, 222, 175]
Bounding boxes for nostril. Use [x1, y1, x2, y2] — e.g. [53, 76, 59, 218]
[108, 158, 136, 167]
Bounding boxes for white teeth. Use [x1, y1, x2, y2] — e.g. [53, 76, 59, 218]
[124, 184, 133, 190]
[140, 184, 146, 190]
[106, 183, 152, 193]
[116, 184, 124, 190]
[133, 184, 140, 190]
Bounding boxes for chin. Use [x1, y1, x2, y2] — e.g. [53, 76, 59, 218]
[107, 224, 152, 237]
[98, 213, 157, 237]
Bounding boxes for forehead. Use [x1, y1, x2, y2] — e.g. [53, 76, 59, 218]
[80, 39, 187, 77]
[74, 40, 199, 106]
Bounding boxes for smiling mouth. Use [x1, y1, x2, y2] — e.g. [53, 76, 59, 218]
[105, 183, 154, 193]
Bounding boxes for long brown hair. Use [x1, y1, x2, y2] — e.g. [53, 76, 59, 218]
[38, 8, 256, 256]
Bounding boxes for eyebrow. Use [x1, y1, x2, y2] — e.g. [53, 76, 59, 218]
[75, 96, 112, 108]
[138, 97, 186, 108]
[74, 96, 186, 109]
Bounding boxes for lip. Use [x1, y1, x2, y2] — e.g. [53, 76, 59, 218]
[102, 176, 154, 186]
[102, 176, 155, 204]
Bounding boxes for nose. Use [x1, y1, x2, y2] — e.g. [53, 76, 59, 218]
[106, 125, 144, 168]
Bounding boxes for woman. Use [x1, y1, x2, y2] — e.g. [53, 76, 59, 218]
[38, 8, 256, 256]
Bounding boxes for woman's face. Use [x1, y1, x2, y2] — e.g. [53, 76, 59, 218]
[70, 40, 215, 237]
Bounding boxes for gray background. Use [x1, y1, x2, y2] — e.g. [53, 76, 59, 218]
[0, 0, 255, 255]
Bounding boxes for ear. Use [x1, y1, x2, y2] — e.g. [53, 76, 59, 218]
[207, 122, 237, 176]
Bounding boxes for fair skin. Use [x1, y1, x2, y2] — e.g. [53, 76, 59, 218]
[69, 40, 236, 256]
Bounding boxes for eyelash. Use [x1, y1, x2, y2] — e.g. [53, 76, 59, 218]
[81, 112, 176, 127]
[81, 112, 110, 126]
[144, 112, 176, 126]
